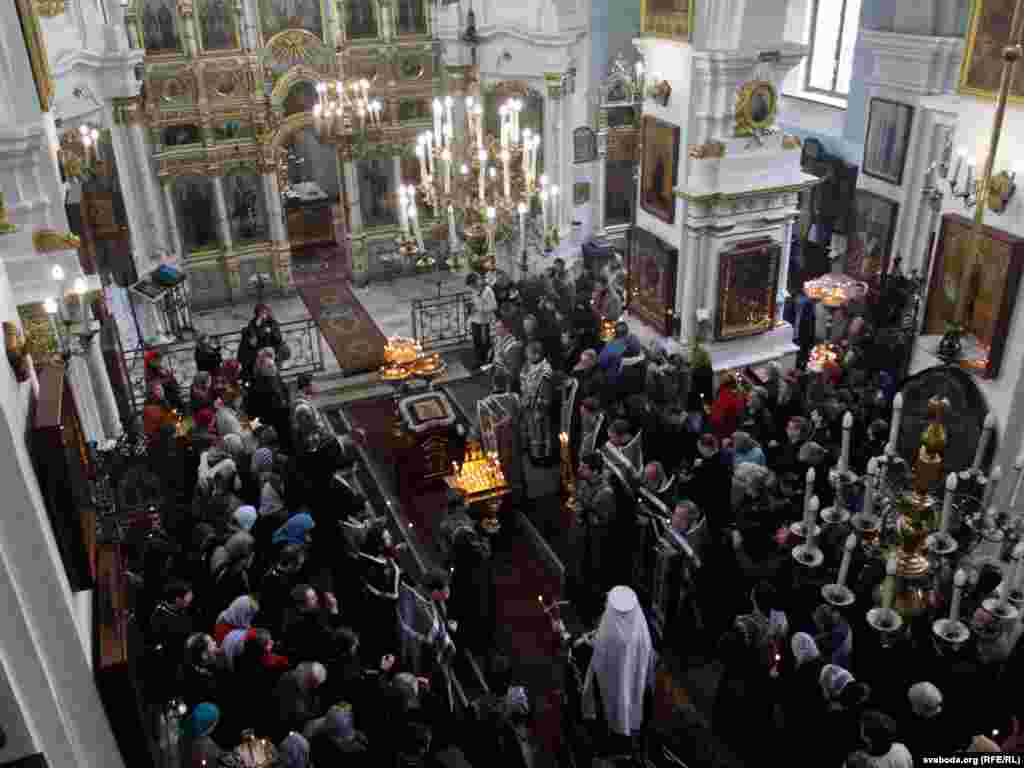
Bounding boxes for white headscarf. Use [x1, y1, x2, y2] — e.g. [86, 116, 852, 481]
[221, 628, 249, 669]
[791, 632, 820, 668]
[582, 586, 655, 736]
[820, 664, 854, 703]
[217, 595, 259, 628]
[197, 450, 237, 495]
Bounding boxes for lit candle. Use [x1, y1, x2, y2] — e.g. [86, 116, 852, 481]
[426, 131, 435, 176]
[940, 472, 957, 535]
[522, 129, 532, 182]
[882, 555, 898, 611]
[805, 496, 820, 548]
[442, 148, 452, 194]
[837, 532, 856, 587]
[409, 205, 424, 251]
[474, 104, 484, 151]
[924, 162, 936, 191]
[983, 465, 1002, 510]
[805, 467, 816, 506]
[839, 411, 853, 474]
[398, 185, 409, 235]
[486, 206, 496, 251]
[998, 555, 1014, 613]
[499, 104, 509, 149]
[531, 135, 541, 182]
[444, 95, 454, 146]
[889, 393, 903, 451]
[513, 100, 522, 144]
[966, 163, 976, 191]
[358, 105, 366, 131]
[501, 149, 511, 199]
[433, 98, 443, 143]
[949, 568, 967, 624]
[465, 96, 475, 141]
[974, 413, 995, 471]
[478, 149, 487, 204]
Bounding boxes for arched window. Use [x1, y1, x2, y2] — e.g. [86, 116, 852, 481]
[259, 0, 324, 41]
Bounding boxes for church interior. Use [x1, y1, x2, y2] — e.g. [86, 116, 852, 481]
[6, 0, 1024, 765]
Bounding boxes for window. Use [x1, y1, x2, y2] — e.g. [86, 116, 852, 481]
[806, 0, 862, 98]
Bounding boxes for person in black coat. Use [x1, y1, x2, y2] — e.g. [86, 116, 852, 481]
[280, 583, 346, 665]
[256, 544, 307, 636]
[246, 355, 290, 433]
[180, 632, 227, 711]
[793, 285, 817, 370]
[239, 303, 284, 382]
[194, 334, 224, 375]
[682, 434, 733, 536]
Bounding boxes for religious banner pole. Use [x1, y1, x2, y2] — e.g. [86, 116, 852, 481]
[957, 0, 1024, 325]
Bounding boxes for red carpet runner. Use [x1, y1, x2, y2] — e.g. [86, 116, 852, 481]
[344, 394, 566, 762]
[297, 279, 386, 374]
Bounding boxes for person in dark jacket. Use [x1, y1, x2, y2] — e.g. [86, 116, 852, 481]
[180, 633, 227, 711]
[194, 333, 223, 375]
[793, 285, 817, 370]
[239, 303, 284, 382]
[274, 661, 328, 741]
[257, 544, 307, 636]
[148, 579, 194, 658]
[281, 583, 345, 664]
[712, 628, 778, 766]
[306, 702, 371, 768]
[247, 353, 290, 437]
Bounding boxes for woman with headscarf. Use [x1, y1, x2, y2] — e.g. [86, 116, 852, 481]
[782, 633, 825, 751]
[144, 349, 183, 410]
[247, 351, 289, 427]
[582, 586, 656, 744]
[358, 523, 402, 665]
[213, 594, 260, 644]
[813, 603, 853, 670]
[231, 504, 257, 534]
[207, 532, 255, 625]
[278, 732, 310, 768]
[306, 702, 371, 767]
[214, 394, 243, 439]
[731, 430, 767, 467]
[710, 373, 746, 441]
[712, 625, 776, 765]
[239, 303, 284, 382]
[143, 381, 178, 438]
[273, 512, 315, 548]
[181, 633, 225, 711]
[183, 702, 225, 768]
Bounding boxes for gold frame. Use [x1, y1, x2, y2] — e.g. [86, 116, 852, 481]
[958, 0, 1024, 103]
[640, 0, 693, 42]
[14, 0, 54, 112]
[735, 80, 777, 136]
[715, 238, 780, 341]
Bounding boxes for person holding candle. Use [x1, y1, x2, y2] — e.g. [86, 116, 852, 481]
[520, 340, 556, 466]
[465, 272, 497, 370]
[571, 452, 617, 623]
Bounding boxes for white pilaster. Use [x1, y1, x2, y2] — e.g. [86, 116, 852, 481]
[680, 226, 703, 343]
[211, 175, 233, 251]
[263, 172, 287, 242]
[344, 160, 363, 233]
[162, 181, 184, 258]
[594, 134, 607, 235]
[66, 354, 103, 442]
[127, 123, 171, 264]
[85, 331, 121, 438]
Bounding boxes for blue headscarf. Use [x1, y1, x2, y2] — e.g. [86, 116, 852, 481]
[279, 731, 310, 768]
[272, 512, 315, 546]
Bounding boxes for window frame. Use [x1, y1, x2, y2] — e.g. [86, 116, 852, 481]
[804, 0, 856, 100]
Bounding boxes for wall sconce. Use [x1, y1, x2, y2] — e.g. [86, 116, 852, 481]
[646, 76, 671, 107]
[45, 271, 100, 361]
[943, 145, 1017, 213]
[58, 124, 101, 182]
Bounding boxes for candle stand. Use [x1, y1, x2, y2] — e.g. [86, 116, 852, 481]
[867, 607, 905, 646]
[822, 583, 855, 608]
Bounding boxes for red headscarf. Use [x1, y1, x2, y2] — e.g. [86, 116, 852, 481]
[194, 408, 216, 431]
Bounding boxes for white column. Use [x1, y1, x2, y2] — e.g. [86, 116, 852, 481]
[778, 214, 796, 321]
[85, 333, 121, 439]
[66, 355, 103, 443]
[594, 137, 607, 235]
[161, 181, 183, 258]
[106, 108, 153, 271]
[344, 160, 364, 233]
[127, 124, 172, 265]
[238, 0, 259, 49]
[704, 234, 723, 331]
[263, 172, 287, 242]
[211, 176, 234, 251]
[681, 226, 703, 343]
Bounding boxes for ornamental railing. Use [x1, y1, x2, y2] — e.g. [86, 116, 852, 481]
[124, 318, 324, 411]
[411, 291, 474, 351]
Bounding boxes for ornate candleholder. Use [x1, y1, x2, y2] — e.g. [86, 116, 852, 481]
[851, 512, 882, 550]
[446, 441, 511, 535]
[926, 530, 958, 556]
[792, 542, 824, 568]
[822, 583, 855, 607]
[235, 730, 276, 767]
[789, 520, 821, 540]
[932, 617, 970, 650]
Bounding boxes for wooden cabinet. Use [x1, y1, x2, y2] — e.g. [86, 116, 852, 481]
[30, 364, 94, 592]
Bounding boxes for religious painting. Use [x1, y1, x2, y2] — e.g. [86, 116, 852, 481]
[863, 98, 914, 186]
[607, 106, 636, 128]
[259, 0, 323, 42]
[573, 182, 590, 205]
[960, 0, 1024, 102]
[924, 213, 1024, 379]
[357, 158, 398, 229]
[573, 127, 597, 164]
[198, 0, 236, 50]
[348, 0, 377, 38]
[641, 0, 692, 42]
[141, 0, 179, 52]
[283, 81, 317, 117]
[715, 238, 781, 341]
[627, 228, 678, 336]
[173, 176, 218, 252]
[640, 116, 679, 225]
[396, 0, 426, 35]
[606, 159, 635, 227]
[213, 119, 253, 141]
[845, 191, 898, 285]
[162, 123, 201, 147]
[224, 171, 269, 244]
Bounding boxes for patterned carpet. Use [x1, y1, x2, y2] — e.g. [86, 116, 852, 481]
[298, 279, 386, 375]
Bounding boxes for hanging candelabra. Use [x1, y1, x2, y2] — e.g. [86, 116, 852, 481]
[58, 124, 101, 181]
[312, 77, 382, 140]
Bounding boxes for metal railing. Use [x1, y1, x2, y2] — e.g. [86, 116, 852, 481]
[124, 318, 324, 410]
[411, 290, 474, 351]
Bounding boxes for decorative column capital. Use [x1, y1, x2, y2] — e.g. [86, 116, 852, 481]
[33, 229, 81, 252]
[544, 72, 563, 100]
[33, 0, 65, 16]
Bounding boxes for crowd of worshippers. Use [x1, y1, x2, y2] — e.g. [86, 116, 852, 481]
[464, 257, 1024, 766]
[125, 304, 537, 768]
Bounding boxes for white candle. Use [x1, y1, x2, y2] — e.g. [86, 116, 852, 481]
[501, 150, 511, 199]
[840, 411, 853, 474]
[925, 162, 937, 191]
[952, 149, 965, 185]
[805, 497, 820, 546]
[500, 104, 509, 149]
[1011, 543, 1024, 595]
[805, 467, 816, 504]
[889, 393, 903, 451]
[444, 96, 454, 146]
[433, 98, 443, 143]
[522, 129, 532, 182]
[358, 106, 366, 131]
[486, 206, 496, 251]
[442, 149, 452, 194]
[532, 135, 540, 181]
[416, 141, 427, 182]
[517, 202, 527, 245]
[974, 413, 996, 471]
[998, 562, 1013, 613]
[475, 105, 484, 151]
[447, 204, 456, 250]
[882, 556, 898, 611]
[983, 465, 1003, 510]
[478, 149, 487, 204]
[465, 97, 475, 141]
[941, 472, 957, 535]
[837, 533, 856, 587]
[540, 189, 549, 234]
[862, 458, 877, 518]
[409, 206, 424, 251]
[950, 568, 966, 624]
[1012, 455, 1024, 508]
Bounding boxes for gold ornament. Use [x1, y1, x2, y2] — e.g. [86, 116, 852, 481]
[735, 80, 777, 137]
[782, 134, 803, 150]
[32, 229, 81, 252]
